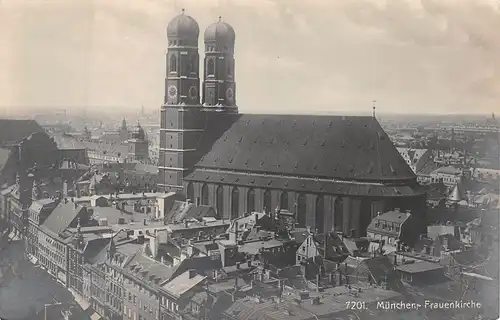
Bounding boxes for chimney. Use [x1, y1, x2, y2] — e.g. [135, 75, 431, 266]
[234, 276, 239, 289]
[247, 260, 251, 268]
[253, 212, 259, 224]
[236, 262, 241, 269]
[150, 236, 158, 258]
[229, 221, 239, 243]
[137, 234, 145, 244]
[187, 239, 194, 257]
[143, 219, 147, 226]
[188, 269, 196, 279]
[184, 220, 189, 228]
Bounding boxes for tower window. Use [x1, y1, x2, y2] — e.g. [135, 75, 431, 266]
[207, 59, 215, 76]
[188, 54, 197, 74]
[169, 54, 177, 73]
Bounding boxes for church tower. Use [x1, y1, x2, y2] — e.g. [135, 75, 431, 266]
[202, 17, 238, 112]
[159, 10, 205, 192]
[128, 121, 149, 162]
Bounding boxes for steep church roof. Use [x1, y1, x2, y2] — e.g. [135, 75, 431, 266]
[0, 119, 45, 146]
[192, 114, 415, 183]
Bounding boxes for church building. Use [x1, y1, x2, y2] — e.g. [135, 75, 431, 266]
[158, 10, 426, 237]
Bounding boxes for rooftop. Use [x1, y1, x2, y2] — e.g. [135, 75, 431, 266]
[396, 261, 444, 274]
[161, 270, 206, 298]
[188, 114, 416, 184]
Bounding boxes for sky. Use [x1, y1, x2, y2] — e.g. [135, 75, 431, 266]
[0, 0, 499, 116]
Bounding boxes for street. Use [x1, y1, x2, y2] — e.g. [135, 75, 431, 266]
[0, 239, 74, 320]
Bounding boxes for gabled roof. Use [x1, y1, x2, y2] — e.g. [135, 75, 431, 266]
[40, 202, 86, 235]
[310, 232, 350, 260]
[191, 114, 415, 183]
[0, 119, 45, 146]
[165, 201, 216, 223]
[362, 256, 405, 293]
[161, 270, 206, 298]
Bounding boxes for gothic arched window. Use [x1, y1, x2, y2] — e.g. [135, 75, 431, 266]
[296, 194, 306, 227]
[201, 184, 209, 205]
[186, 183, 194, 203]
[334, 197, 344, 233]
[280, 191, 288, 210]
[247, 189, 255, 213]
[263, 190, 271, 213]
[188, 54, 197, 74]
[216, 185, 224, 217]
[231, 188, 239, 219]
[207, 59, 215, 76]
[169, 54, 177, 73]
[315, 195, 324, 233]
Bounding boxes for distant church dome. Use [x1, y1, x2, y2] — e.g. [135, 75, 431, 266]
[167, 9, 200, 40]
[204, 17, 235, 45]
[131, 122, 145, 140]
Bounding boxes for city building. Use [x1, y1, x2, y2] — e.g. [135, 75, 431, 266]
[296, 231, 350, 265]
[159, 11, 426, 239]
[429, 166, 463, 187]
[26, 196, 58, 257]
[38, 201, 90, 286]
[128, 122, 149, 162]
[366, 209, 419, 247]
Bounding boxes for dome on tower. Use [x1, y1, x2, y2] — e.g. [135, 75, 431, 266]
[167, 9, 200, 40]
[204, 17, 235, 45]
[131, 122, 145, 140]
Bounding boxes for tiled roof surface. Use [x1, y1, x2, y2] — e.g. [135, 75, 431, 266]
[0, 119, 45, 146]
[0, 148, 13, 172]
[186, 169, 425, 197]
[124, 247, 175, 285]
[194, 114, 415, 182]
[41, 202, 85, 235]
[165, 201, 216, 223]
[161, 270, 206, 297]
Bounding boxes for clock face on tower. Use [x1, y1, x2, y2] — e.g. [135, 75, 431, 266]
[189, 86, 198, 100]
[226, 87, 234, 103]
[168, 85, 178, 99]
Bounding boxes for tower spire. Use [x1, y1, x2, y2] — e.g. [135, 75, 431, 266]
[372, 100, 376, 118]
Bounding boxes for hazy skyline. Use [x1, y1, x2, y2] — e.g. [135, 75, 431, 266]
[1, 0, 499, 115]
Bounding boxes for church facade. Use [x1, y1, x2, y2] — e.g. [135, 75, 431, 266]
[158, 11, 426, 237]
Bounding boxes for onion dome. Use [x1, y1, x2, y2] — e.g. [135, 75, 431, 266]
[167, 9, 200, 40]
[204, 16, 235, 46]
